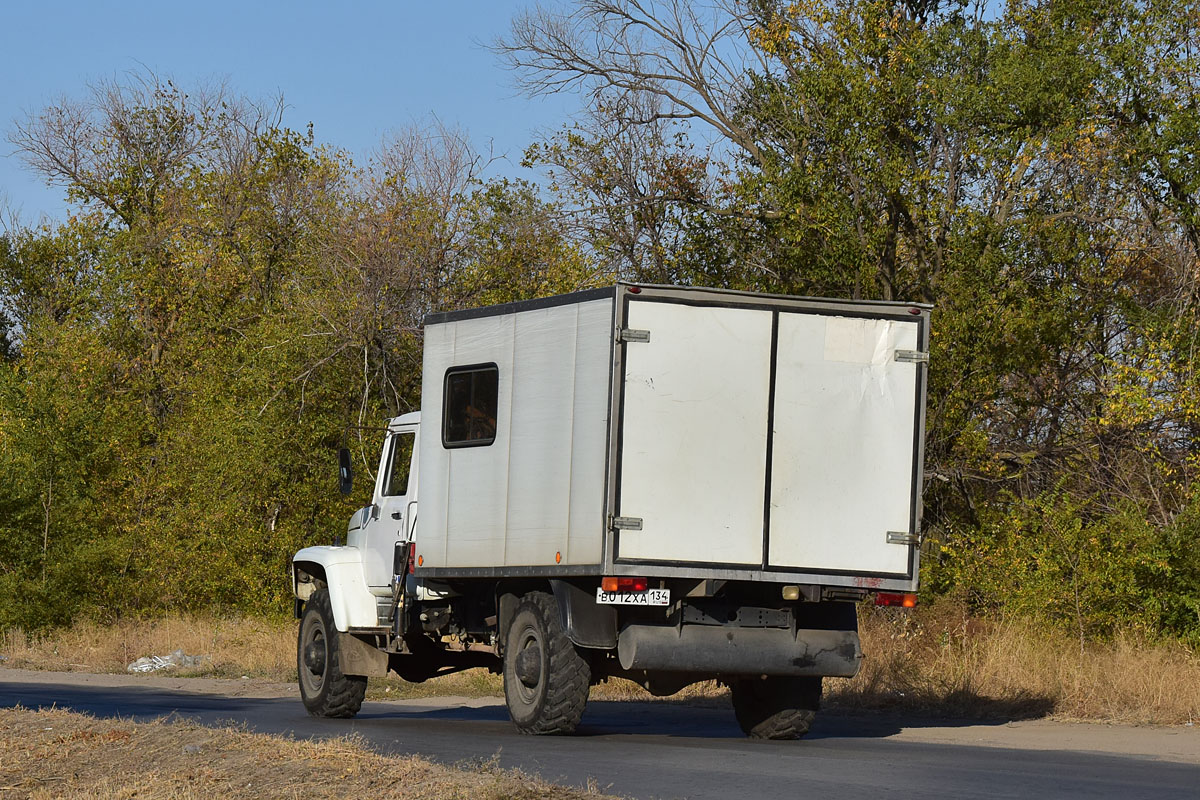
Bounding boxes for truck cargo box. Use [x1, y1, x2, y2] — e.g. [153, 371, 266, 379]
[415, 284, 929, 592]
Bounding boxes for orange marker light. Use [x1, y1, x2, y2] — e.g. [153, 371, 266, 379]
[601, 576, 648, 592]
[417, 554, 423, 567]
[555, 551, 562, 564]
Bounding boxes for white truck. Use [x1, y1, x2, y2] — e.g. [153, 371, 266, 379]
[292, 283, 930, 739]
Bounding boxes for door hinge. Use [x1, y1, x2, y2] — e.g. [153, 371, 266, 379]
[610, 515, 644, 531]
[895, 350, 929, 364]
[887, 530, 920, 545]
[618, 328, 651, 344]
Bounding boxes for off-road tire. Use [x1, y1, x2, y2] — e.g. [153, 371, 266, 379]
[297, 587, 367, 718]
[503, 591, 591, 735]
[731, 676, 822, 740]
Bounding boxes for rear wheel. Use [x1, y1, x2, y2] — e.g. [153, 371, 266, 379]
[297, 587, 367, 718]
[731, 676, 821, 740]
[503, 591, 591, 734]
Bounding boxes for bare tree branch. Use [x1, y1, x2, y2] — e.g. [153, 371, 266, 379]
[498, 0, 765, 164]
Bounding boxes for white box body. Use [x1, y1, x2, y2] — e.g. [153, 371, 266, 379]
[416, 285, 929, 592]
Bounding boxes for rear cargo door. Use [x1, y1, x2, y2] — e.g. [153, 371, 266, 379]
[614, 300, 772, 565]
[767, 313, 922, 575]
[614, 294, 925, 577]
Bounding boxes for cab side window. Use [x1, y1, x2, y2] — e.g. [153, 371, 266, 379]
[382, 432, 414, 496]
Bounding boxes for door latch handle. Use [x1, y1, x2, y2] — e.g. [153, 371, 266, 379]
[391, 511, 403, 520]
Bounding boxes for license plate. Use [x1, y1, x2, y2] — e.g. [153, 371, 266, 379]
[595, 587, 671, 606]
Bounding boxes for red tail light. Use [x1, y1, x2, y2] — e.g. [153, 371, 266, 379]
[601, 576, 649, 592]
[875, 592, 917, 608]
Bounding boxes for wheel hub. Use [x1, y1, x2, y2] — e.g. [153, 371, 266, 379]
[514, 644, 542, 687]
[304, 640, 326, 674]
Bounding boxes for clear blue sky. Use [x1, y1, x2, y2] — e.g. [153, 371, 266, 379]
[0, 0, 577, 223]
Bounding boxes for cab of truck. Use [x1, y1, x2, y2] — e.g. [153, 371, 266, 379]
[346, 413, 419, 594]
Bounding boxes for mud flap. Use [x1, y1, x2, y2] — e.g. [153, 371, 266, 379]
[551, 579, 617, 649]
[338, 632, 390, 677]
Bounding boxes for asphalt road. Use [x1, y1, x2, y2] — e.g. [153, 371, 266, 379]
[1, 669, 1196, 799]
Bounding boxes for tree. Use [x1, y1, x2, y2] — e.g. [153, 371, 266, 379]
[504, 0, 1200, 638]
[0, 76, 602, 628]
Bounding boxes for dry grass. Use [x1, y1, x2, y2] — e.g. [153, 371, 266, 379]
[0, 615, 296, 679]
[371, 668, 505, 699]
[0, 615, 715, 702]
[4, 606, 1198, 724]
[829, 603, 1200, 725]
[0, 706, 619, 799]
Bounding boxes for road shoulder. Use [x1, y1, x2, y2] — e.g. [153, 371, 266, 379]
[2, 666, 1196, 764]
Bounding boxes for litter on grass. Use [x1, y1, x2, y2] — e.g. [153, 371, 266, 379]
[127, 649, 209, 673]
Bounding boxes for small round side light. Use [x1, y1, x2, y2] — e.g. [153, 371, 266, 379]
[908, 307, 921, 315]
[555, 551, 562, 564]
[417, 554, 424, 567]
[628, 286, 642, 294]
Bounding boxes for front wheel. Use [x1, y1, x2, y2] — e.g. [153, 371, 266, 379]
[731, 676, 822, 739]
[297, 587, 367, 718]
[503, 591, 591, 734]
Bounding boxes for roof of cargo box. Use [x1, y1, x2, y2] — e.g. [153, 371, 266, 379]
[423, 283, 931, 326]
[424, 286, 616, 325]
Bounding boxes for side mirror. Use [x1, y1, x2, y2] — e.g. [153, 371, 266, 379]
[337, 447, 353, 496]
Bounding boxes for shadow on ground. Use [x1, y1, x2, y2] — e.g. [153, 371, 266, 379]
[0, 677, 1055, 742]
[825, 686, 1058, 728]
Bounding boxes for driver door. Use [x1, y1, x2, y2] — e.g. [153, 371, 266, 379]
[362, 428, 416, 588]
